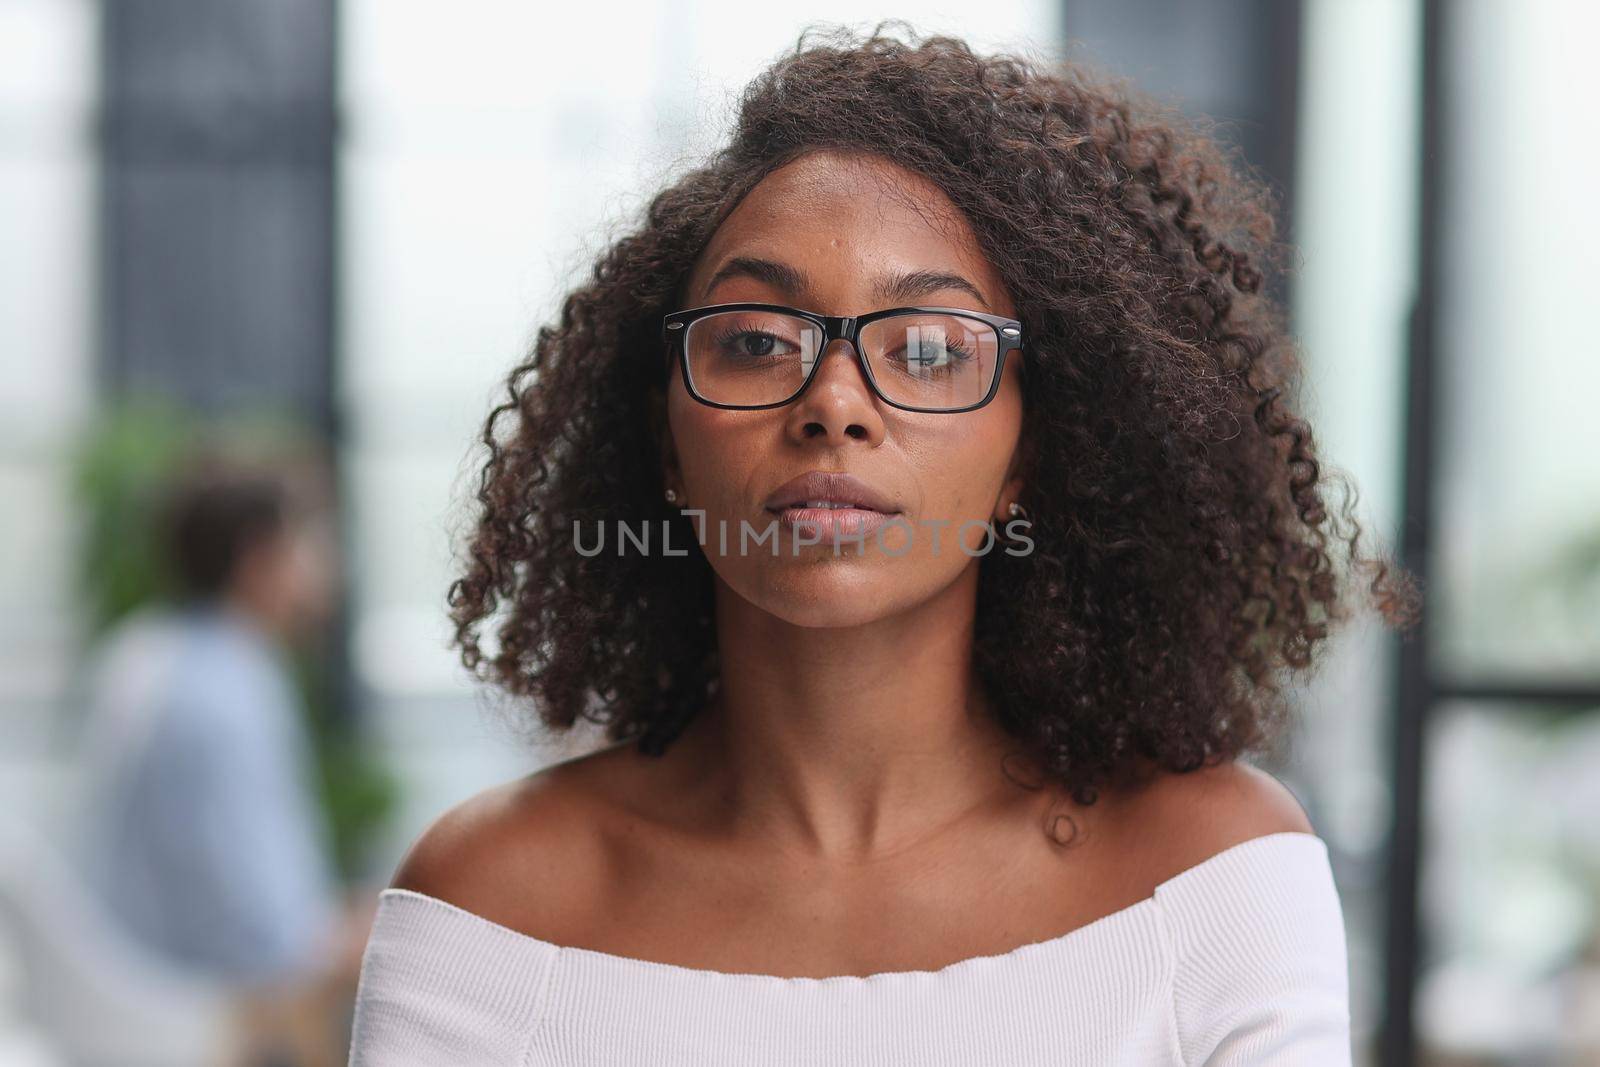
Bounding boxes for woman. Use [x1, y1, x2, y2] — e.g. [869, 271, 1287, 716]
[348, 23, 1420, 1066]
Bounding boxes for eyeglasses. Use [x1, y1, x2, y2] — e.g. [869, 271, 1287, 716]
[662, 302, 1023, 413]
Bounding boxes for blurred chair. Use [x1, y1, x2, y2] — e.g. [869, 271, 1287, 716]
[0, 810, 239, 1067]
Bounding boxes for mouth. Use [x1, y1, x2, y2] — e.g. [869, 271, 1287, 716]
[762, 470, 900, 516]
[766, 500, 889, 512]
[765, 502, 896, 541]
[760, 470, 902, 543]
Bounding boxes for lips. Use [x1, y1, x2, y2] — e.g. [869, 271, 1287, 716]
[763, 470, 899, 514]
[771, 504, 894, 542]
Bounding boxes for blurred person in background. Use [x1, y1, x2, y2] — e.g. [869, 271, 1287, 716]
[71, 451, 374, 1067]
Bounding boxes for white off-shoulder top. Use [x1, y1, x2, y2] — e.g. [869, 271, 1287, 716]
[346, 830, 1352, 1065]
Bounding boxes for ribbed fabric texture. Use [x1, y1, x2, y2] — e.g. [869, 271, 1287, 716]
[347, 831, 1351, 1066]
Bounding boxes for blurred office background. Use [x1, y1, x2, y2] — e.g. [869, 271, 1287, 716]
[2, 0, 1597, 1063]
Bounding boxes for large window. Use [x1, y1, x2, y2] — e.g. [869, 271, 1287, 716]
[1410, 0, 1600, 1061]
[1432, 0, 1600, 685]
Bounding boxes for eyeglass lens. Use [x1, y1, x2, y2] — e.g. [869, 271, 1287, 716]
[682, 309, 1001, 410]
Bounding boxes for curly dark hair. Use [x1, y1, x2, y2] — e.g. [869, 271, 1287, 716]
[444, 21, 1422, 807]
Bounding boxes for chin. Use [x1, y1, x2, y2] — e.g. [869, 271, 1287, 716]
[725, 560, 917, 629]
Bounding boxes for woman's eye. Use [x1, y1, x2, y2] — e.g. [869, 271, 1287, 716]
[902, 342, 972, 367]
[715, 330, 790, 358]
[741, 333, 778, 356]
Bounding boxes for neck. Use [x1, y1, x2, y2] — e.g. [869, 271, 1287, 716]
[679, 563, 1030, 863]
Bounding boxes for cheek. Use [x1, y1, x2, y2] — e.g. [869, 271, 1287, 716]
[900, 410, 1020, 519]
[667, 394, 761, 508]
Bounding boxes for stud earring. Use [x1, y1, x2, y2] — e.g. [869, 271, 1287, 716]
[1007, 501, 1029, 521]
[665, 488, 678, 504]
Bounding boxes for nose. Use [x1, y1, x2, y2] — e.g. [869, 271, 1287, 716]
[786, 336, 886, 443]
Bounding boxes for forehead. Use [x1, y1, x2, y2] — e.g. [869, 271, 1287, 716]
[686, 150, 1013, 315]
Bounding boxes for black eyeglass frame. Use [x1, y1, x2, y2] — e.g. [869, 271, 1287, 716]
[661, 301, 1024, 414]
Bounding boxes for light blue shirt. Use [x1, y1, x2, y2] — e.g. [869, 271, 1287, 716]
[74, 599, 342, 986]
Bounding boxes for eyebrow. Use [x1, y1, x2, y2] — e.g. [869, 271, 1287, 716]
[701, 255, 991, 310]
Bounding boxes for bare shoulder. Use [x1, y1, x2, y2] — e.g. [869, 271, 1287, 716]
[387, 740, 640, 929]
[1156, 758, 1315, 838]
[1105, 758, 1318, 889]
